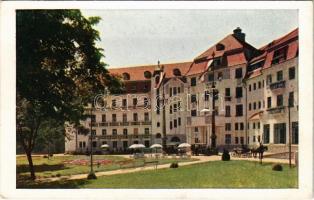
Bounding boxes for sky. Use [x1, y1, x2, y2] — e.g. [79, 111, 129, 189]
[82, 10, 298, 68]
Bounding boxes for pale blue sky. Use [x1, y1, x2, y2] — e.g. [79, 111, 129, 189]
[82, 10, 298, 68]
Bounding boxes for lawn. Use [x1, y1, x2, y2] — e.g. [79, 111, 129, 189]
[16, 155, 197, 179]
[17, 160, 298, 188]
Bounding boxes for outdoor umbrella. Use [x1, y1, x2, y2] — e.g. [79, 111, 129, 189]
[100, 144, 109, 149]
[178, 143, 191, 148]
[128, 144, 146, 149]
[150, 144, 163, 148]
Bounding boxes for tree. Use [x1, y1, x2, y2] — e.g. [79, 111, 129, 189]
[16, 10, 122, 180]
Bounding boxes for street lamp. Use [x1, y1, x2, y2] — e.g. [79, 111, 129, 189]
[200, 108, 211, 146]
[87, 104, 97, 179]
[210, 52, 217, 149]
[288, 95, 293, 168]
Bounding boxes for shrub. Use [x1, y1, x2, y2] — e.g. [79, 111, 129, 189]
[43, 155, 48, 158]
[170, 162, 179, 168]
[56, 173, 61, 177]
[272, 164, 283, 171]
[221, 149, 230, 161]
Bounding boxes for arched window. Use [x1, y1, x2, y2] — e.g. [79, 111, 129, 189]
[155, 75, 160, 84]
[173, 68, 181, 76]
[144, 71, 152, 79]
[122, 73, 130, 80]
[156, 133, 162, 139]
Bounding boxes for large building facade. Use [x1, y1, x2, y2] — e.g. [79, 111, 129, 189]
[65, 27, 298, 153]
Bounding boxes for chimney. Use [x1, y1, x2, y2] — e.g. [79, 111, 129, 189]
[233, 27, 246, 42]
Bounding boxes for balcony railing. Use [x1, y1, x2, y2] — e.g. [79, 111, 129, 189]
[120, 122, 129, 126]
[99, 122, 109, 127]
[131, 122, 141, 125]
[91, 134, 151, 140]
[141, 121, 152, 125]
[269, 80, 285, 90]
[267, 106, 285, 114]
[110, 122, 120, 126]
[93, 121, 152, 127]
[225, 96, 232, 101]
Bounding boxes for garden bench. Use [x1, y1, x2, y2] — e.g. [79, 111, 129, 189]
[143, 160, 159, 170]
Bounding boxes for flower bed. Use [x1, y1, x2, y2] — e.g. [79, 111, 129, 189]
[63, 159, 113, 166]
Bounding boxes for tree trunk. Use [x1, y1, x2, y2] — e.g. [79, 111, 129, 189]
[26, 151, 36, 180]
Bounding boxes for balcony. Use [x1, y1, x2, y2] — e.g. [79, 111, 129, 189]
[110, 122, 120, 126]
[141, 121, 152, 125]
[131, 122, 141, 125]
[269, 80, 285, 90]
[99, 122, 109, 127]
[186, 116, 211, 127]
[120, 122, 129, 126]
[224, 96, 232, 101]
[89, 122, 98, 127]
[92, 134, 151, 140]
[267, 106, 285, 114]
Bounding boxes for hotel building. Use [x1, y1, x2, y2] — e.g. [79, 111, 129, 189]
[65, 27, 298, 153]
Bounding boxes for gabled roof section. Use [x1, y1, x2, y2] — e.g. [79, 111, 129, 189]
[108, 61, 192, 81]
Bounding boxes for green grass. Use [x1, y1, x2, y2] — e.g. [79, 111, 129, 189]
[17, 155, 197, 179]
[17, 160, 298, 189]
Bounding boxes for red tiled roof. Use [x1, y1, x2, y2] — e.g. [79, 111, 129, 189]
[186, 61, 209, 76]
[194, 35, 244, 61]
[108, 61, 192, 81]
[226, 52, 247, 66]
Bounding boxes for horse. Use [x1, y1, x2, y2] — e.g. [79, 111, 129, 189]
[251, 143, 268, 160]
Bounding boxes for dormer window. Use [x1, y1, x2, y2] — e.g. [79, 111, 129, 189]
[272, 46, 288, 65]
[213, 57, 222, 67]
[155, 75, 160, 84]
[144, 71, 152, 79]
[122, 73, 130, 80]
[216, 43, 225, 51]
[173, 68, 181, 76]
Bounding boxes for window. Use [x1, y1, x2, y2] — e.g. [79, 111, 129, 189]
[236, 87, 243, 98]
[225, 123, 231, 131]
[277, 95, 283, 107]
[249, 103, 251, 111]
[277, 70, 283, 81]
[253, 83, 256, 90]
[178, 101, 181, 111]
[249, 84, 251, 91]
[191, 77, 197, 86]
[178, 117, 181, 126]
[258, 122, 260, 129]
[266, 75, 272, 85]
[134, 128, 138, 135]
[253, 123, 256, 129]
[225, 88, 231, 96]
[123, 141, 128, 149]
[225, 106, 231, 117]
[272, 46, 288, 64]
[112, 129, 117, 136]
[274, 123, 286, 144]
[102, 114, 106, 122]
[208, 73, 214, 82]
[122, 99, 127, 107]
[253, 102, 256, 110]
[102, 129, 107, 136]
[144, 140, 150, 147]
[289, 67, 296, 80]
[79, 142, 82, 148]
[112, 114, 117, 122]
[123, 128, 128, 136]
[258, 81, 261, 89]
[174, 104, 177, 112]
[170, 105, 173, 114]
[191, 94, 197, 103]
[218, 72, 223, 80]
[235, 68, 242, 79]
[157, 122, 160, 127]
[253, 136, 256, 142]
[178, 87, 181, 94]
[191, 110, 197, 116]
[225, 134, 232, 144]
[194, 127, 199, 132]
[204, 91, 210, 101]
[258, 101, 261, 109]
[173, 87, 177, 96]
[144, 71, 152, 79]
[292, 122, 298, 144]
[91, 115, 96, 123]
[235, 137, 239, 144]
[83, 142, 86, 148]
[267, 97, 272, 108]
[174, 119, 177, 128]
[156, 133, 161, 139]
[144, 112, 149, 121]
[145, 128, 149, 135]
[122, 73, 130, 80]
[123, 113, 127, 122]
[240, 137, 244, 144]
[258, 135, 261, 142]
[289, 92, 294, 107]
[112, 141, 117, 149]
[170, 121, 173, 129]
[240, 123, 244, 130]
[236, 104, 243, 116]
[133, 98, 137, 107]
[235, 123, 239, 130]
[112, 99, 116, 108]
[170, 87, 173, 97]
[92, 141, 97, 148]
[144, 97, 149, 107]
[133, 113, 138, 121]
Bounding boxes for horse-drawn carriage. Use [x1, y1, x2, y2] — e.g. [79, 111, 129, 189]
[232, 144, 268, 159]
